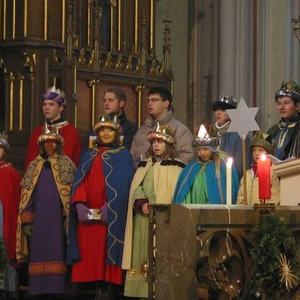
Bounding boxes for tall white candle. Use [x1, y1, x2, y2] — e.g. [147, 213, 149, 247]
[226, 157, 233, 205]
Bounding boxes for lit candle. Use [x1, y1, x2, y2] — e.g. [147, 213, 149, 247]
[226, 157, 233, 205]
[257, 154, 271, 200]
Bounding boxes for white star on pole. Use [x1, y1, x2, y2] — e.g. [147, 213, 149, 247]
[226, 98, 260, 139]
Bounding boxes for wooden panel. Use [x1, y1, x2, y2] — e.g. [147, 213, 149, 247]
[77, 0, 88, 46]
[48, 0, 61, 41]
[15, 0, 25, 38]
[76, 79, 91, 133]
[123, 0, 134, 53]
[27, 0, 43, 38]
[5, 0, 13, 39]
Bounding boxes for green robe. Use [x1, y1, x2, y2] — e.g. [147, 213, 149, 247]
[124, 165, 155, 298]
[184, 164, 208, 204]
[124, 158, 184, 298]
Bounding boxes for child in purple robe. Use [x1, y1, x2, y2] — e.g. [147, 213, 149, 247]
[16, 127, 76, 296]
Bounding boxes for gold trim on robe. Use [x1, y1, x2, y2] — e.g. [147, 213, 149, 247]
[122, 158, 183, 270]
[16, 154, 75, 262]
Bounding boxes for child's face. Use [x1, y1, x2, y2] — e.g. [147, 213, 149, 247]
[0, 147, 6, 160]
[152, 139, 166, 157]
[197, 147, 214, 162]
[98, 127, 116, 145]
[252, 146, 268, 163]
[214, 109, 230, 126]
[43, 141, 58, 156]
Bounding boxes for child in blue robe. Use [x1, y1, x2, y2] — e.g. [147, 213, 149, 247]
[173, 125, 239, 204]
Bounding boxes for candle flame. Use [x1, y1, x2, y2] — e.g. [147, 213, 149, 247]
[260, 153, 267, 161]
[197, 125, 208, 139]
[227, 157, 233, 166]
[45, 124, 51, 134]
[155, 122, 160, 132]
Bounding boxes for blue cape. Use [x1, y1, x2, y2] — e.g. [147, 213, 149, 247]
[67, 146, 134, 267]
[219, 132, 251, 179]
[173, 159, 239, 204]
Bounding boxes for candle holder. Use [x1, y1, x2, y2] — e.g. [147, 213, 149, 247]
[253, 203, 275, 216]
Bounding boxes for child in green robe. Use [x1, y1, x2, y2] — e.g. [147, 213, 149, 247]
[173, 125, 239, 204]
[122, 123, 185, 298]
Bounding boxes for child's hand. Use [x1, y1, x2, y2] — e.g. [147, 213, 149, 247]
[141, 202, 150, 215]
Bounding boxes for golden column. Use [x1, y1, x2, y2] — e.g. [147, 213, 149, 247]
[9, 73, 15, 130]
[18, 74, 24, 130]
[73, 65, 78, 127]
[135, 84, 145, 128]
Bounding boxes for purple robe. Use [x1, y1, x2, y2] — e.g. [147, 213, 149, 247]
[25, 166, 66, 295]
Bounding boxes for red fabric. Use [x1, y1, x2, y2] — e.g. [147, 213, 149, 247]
[0, 161, 21, 260]
[25, 123, 82, 169]
[71, 148, 122, 284]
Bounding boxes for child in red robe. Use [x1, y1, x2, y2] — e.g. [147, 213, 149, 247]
[0, 132, 21, 262]
[67, 115, 134, 299]
[0, 132, 21, 295]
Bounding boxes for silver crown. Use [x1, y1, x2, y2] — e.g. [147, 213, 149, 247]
[218, 96, 238, 107]
[193, 125, 219, 148]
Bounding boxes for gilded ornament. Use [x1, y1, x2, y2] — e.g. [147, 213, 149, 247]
[278, 253, 298, 291]
[141, 262, 149, 276]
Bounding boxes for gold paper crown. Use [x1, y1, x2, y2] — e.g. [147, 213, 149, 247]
[93, 114, 122, 134]
[37, 124, 65, 145]
[275, 80, 300, 103]
[251, 131, 274, 154]
[193, 125, 219, 148]
[148, 123, 175, 145]
[0, 131, 9, 150]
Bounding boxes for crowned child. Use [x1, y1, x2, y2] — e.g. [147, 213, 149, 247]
[0, 132, 21, 293]
[67, 114, 134, 299]
[123, 123, 185, 298]
[17, 126, 76, 296]
[236, 131, 280, 205]
[173, 125, 239, 204]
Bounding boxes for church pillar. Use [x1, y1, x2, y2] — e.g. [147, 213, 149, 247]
[218, 0, 236, 96]
[256, 0, 287, 130]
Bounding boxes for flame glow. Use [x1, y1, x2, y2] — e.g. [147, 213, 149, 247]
[227, 157, 233, 166]
[260, 153, 267, 161]
[197, 125, 208, 139]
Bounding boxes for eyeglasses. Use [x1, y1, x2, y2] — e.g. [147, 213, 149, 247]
[147, 97, 163, 104]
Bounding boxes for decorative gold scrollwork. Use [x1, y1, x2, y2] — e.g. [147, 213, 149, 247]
[114, 52, 123, 70]
[78, 48, 86, 65]
[23, 51, 36, 79]
[52, 49, 60, 65]
[196, 232, 245, 299]
[87, 50, 95, 66]
[103, 52, 113, 69]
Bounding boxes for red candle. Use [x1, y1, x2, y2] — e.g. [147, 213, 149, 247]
[257, 154, 271, 200]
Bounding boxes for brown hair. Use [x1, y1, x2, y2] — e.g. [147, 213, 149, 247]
[104, 87, 127, 102]
[146, 139, 176, 162]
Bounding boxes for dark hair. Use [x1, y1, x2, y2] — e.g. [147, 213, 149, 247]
[39, 141, 63, 155]
[146, 139, 176, 162]
[148, 87, 173, 110]
[104, 88, 127, 102]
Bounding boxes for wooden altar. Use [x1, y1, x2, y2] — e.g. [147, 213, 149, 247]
[149, 204, 300, 300]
